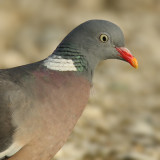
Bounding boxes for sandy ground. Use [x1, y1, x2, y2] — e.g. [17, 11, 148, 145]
[0, 0, 160, 160]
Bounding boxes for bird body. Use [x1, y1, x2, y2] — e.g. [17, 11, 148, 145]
[0, 63, 90, 160]
[0, 20, 138, 160]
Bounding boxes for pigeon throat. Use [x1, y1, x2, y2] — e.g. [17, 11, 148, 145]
[43, 44, 88, 72]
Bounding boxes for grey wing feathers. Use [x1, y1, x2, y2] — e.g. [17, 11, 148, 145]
[0, 80, 16, 153]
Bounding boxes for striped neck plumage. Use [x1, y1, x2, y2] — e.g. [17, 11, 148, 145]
[43, 44, 88, 72]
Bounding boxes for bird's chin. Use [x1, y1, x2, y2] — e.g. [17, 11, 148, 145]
[115, 47, 138, 69]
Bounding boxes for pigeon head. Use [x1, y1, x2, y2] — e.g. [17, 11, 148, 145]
[44, 20, 138, 81]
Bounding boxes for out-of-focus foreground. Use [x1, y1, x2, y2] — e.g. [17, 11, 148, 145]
[0, 0, 160, 160]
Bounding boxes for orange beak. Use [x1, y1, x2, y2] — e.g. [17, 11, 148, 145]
[116, 47, 138, 69]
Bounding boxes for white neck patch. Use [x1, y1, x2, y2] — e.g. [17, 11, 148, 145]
[0, 142, 23, 159]
[43, 55, 77, 71]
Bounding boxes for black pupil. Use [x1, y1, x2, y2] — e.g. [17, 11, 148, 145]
[102, 36, 106, 41]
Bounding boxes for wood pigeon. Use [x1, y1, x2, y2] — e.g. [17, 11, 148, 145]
[0, 20, 138, 160]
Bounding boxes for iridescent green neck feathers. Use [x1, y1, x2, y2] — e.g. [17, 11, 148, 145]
[43, 44, 88, 72]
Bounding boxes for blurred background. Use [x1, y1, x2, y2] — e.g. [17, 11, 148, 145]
[0, 0, 160, 160]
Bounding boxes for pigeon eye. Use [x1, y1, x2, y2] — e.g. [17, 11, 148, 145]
[99, 34, 109, 43]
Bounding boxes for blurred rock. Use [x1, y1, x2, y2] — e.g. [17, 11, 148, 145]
[128, 121, 154, 136]
[0, 50, 27, 68]
[119, 152, 157, 160]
